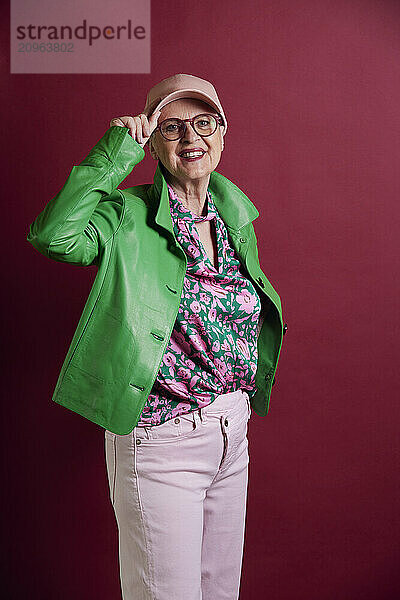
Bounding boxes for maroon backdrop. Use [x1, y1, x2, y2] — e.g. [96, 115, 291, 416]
[3, 0, 400, 598]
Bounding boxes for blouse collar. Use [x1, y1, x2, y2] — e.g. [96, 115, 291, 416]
[167, 182, 217, 223]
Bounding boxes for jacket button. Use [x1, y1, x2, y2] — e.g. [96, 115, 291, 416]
[257, 277, 264, 288]
[283, 323, 288, 335]
[265, 372, 272, 381]
[239, 237, 246, 243]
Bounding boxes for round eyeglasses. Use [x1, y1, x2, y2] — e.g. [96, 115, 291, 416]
[153, 113, 225, 141]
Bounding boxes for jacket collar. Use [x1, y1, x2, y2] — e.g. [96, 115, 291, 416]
[150, 160, 259, 235]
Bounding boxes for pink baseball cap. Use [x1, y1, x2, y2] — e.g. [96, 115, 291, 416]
[143, 73, 228, 137]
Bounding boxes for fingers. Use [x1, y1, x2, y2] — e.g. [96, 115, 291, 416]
[136, 114, 148, 144]
[135, 111, 161, 144]
[109, 110, 162, 147]
[148, 110, 162, 128]
[125, 116, 139, 140]
[109, 117, 125, 127]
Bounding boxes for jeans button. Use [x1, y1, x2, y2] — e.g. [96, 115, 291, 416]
[136, 438, 142, 445]
[174, 417, 180, 424]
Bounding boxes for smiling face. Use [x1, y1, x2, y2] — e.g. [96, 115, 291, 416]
[147, 98, 225, 185]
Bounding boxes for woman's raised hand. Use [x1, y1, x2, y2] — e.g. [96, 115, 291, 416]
[109, 111, 162, 148]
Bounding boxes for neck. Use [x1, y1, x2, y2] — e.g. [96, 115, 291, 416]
[162, 166, 210, 217]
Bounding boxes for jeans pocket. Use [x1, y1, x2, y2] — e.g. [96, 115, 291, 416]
[134, 412, 199, 444]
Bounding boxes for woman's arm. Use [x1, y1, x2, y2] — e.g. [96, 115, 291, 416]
[26, 126, 145, 266]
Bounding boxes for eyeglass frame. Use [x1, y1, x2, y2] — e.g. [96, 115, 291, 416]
[151, 112, 225, 141]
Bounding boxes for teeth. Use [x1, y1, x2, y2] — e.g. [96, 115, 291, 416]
[181, 151, 204, 157]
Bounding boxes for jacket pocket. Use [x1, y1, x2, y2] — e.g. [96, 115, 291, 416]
[70, 308, 135, 383]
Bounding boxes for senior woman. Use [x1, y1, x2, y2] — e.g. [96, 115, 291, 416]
[26, 74, 286, 600]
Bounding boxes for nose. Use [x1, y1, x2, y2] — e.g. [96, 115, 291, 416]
[181, 121, 201, 143]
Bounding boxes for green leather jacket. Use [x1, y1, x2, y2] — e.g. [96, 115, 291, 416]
[27, 126, 287, 435]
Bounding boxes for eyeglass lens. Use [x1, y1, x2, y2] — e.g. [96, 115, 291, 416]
[160, 114, 218, 140]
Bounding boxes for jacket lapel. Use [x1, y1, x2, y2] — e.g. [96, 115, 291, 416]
[149, 160, 259, 236]
[147, 161, 281, 315]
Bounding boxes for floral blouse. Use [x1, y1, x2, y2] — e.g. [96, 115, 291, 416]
[136, 182, 261, 426]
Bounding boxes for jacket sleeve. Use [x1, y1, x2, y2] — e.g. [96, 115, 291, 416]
[26, 126, 145, 266]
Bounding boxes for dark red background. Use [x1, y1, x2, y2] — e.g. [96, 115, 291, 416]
[3, 0, 400, 598]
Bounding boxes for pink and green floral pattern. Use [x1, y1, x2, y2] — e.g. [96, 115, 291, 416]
[137, 182, 261, 426]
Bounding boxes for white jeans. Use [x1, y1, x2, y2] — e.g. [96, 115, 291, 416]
[105, 388, 251, 600]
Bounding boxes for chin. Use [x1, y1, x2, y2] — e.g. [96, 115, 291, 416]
[185, 166, 213, 178]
